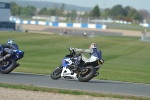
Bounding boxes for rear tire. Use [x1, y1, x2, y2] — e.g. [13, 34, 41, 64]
[0, 58, 16, 74]
[51, 66, 62, 80]
[78, 66, 96, 82]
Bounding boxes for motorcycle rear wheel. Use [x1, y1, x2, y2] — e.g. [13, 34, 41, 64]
[78, 66, 96, 82]
[51, 66, 62, 80]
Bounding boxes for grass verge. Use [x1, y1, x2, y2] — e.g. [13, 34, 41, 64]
[0, 82, 149, 100]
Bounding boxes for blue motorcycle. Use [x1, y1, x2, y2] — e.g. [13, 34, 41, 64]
[0, 49, 24, 74]
[51, 47, 103, 82]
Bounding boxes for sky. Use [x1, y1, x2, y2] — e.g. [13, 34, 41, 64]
[34, 0, 150, 11]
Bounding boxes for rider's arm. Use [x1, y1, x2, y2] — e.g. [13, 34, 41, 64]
[74, 48, 92, 53]
[4, 44, 16, 50]
[3, 44, 9, 48]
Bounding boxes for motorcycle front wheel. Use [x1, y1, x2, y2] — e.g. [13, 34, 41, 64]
[51, 66, 62, 80]
[0, 58, 16, 74]
[78, 66, 96, 82]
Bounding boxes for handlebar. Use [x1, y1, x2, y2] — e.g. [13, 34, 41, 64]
[68, 47, 76, 56]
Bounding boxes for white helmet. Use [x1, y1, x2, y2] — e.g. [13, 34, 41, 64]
[89, 43, 98, 49]
[7, 38, 15, 44]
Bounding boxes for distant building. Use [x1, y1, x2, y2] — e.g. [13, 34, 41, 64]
[32, 15, 60, 22]
[0, 1, 10, 22]
[76, 11, 85, 15]
[0, 1, 15, 30]
[64, 10, 85, 15]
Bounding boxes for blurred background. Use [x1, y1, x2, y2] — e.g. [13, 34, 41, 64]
[0, 0, 150, 31]
[0, 0, 150, 30]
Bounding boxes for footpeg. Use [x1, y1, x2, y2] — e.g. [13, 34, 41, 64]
[94, 72, 99, 77]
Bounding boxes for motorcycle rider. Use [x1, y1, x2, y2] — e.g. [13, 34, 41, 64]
[5, 38, 19, 50]
[82, 31, 87, 37]
[71, 43, 104, 71]
[0, 39, 20, 67]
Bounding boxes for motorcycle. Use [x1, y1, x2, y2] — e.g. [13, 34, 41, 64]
[0, 47, 24, 74]
[51, 47, 103, 82]
[82, 31, 87, 37]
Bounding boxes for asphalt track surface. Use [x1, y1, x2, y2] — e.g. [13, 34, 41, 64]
[0, 72, 150, 97]
[43, 28, 123, 36]
[30, 27, 126, 37]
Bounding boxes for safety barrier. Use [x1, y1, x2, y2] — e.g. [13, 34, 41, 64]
[10, 17, 107, 29]
[139, 23, 150, 28]
[0, 28, 14, 31]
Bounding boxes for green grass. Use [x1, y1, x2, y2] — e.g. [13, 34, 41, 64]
[0, 32, 150, 84]
[107, 23, 150, 32]
[0, 83, 149, 100]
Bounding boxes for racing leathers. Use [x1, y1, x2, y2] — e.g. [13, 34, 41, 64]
[72, 48, 103, 70]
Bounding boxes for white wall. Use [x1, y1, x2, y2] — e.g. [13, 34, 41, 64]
[0, 9, 10, 22]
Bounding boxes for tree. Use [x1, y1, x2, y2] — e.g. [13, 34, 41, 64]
[10, 2, 19, 15]
[138, 9, 150, 19]
[38, 7, 48, 15]
[91, 5, 100, 18]
[134, 12, 143, 22]
[127, 8, 143, 22]
[109, 5, 125, 19]
[70, 10, 77, 18]
[59, 3, 65, 16]
[82, 12, 90, 18]
[50, 9, 56, 16]
[21, 6, 36, 16]
[53, 5, 59, 16]
[104, 8, 111, 18]
[124, 6, 132, 16]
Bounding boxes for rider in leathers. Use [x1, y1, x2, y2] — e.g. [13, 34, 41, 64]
[0, 39, 20, 67]
[72, 43, 104, 71]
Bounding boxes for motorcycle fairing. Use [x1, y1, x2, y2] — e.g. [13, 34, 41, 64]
[61, 57, 77, 79]
[13, 50, 24, 60]
[62, 57, 73, 67]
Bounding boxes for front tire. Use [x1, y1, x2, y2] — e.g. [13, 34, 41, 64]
[0, 58, 16, 74]
[78, 66, 96, 82]
[51, 66, 62, 80]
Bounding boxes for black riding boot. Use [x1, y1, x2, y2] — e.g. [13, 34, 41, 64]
[72, 59, 81, 71]
[72, 62, 79, 71]
[72, 55, 82, 71]
[15, 63, 20, 67]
